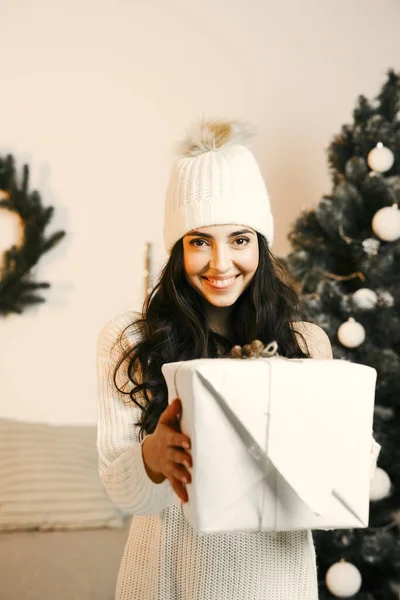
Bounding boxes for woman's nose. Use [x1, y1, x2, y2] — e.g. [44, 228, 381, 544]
[209, 245, 231, 271]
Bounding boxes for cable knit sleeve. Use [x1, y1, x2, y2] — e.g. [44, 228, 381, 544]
[96, 310, 173, 516]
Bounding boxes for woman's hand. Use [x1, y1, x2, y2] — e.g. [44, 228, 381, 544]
[141, 398, 192, 503]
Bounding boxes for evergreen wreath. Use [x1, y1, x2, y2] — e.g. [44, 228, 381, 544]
[0, 154, 66, 316]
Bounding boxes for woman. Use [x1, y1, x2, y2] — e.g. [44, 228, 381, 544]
[96, 120, 369, 599]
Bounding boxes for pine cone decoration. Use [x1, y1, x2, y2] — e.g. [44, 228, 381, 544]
[228, 339, 279, 359]
[230, 345, 243, 358]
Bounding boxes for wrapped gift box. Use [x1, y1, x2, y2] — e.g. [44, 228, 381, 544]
[161, 357, 377, 534]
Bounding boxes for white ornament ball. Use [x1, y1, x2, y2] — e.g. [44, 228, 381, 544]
[367, 142, 395, 173]
[326, 561, 362, 597]
[352, 288, 378, 310]
[370, 467, 391, 501]
[371, 205, 400, 241]
[337, 318, 366, 348]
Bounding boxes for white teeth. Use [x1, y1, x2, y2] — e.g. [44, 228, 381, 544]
[206, 276, 236, 288]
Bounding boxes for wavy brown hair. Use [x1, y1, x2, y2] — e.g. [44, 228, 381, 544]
[113, 233, 310, 440]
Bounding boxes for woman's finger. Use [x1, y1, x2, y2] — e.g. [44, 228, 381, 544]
[170, 477, 189, 504]
[159, 398, 182, 427]
[168, 462, 192, 484]
[169, 431, 191, 450]
[169, 448, 192, 469]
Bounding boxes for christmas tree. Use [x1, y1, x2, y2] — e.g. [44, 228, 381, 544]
[282, 70, 400, 599]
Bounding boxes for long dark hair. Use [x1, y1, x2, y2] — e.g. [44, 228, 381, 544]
[113, 233, 310, 440]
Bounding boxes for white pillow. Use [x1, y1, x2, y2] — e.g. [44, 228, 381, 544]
[0, 418, 128, 531]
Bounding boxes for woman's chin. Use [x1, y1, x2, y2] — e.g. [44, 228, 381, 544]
[203, 291, 239, 308]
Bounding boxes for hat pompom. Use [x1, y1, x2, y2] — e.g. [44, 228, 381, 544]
[178, 119, 255, 158]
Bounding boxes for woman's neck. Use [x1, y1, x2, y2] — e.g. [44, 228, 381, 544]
[206, 304, 233, 341]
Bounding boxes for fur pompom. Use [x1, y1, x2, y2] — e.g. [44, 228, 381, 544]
[178, 119, 255, 158]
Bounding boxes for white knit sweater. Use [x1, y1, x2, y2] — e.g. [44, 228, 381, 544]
[96, 310, 381, 600]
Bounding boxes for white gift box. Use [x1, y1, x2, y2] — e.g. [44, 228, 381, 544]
[161, 358, 377, 534]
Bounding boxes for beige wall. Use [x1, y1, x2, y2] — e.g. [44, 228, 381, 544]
[1, 0, 399, 424]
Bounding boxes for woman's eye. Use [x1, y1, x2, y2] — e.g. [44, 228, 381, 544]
[189, 239, 208, 247]
[234, 237, 250, 246]
[188, 237, 250, 248]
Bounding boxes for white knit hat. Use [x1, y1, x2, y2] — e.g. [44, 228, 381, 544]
[163, 119, 274, 253]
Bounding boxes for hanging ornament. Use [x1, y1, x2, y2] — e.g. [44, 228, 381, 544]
[352, 288, 378, 310]
[362, 238, 380, 256]
[367, 142, 395, 173]
[325, 560, 362, 597]
[337, 318, 366, 348]
[371, 204, 400, 241]
[370, 467, 391, 501]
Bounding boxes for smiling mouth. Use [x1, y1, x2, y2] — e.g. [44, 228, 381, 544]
[201, 275, 240, 289]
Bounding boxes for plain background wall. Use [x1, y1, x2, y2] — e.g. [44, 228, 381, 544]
[1, 0, 399, 424]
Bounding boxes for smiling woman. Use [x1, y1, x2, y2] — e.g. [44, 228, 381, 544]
[97, 119, 323, 600]
[183, 225, 259, 313]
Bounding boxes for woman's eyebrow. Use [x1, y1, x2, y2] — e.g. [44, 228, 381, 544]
[186, 229, 254, 239]
[228, 229, 254, 237]
[186, 231, 213, 239]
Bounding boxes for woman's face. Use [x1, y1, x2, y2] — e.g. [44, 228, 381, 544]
[182, 224, 259, 308]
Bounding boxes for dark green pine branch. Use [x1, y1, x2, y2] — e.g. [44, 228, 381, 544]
[0, 154, 66, 316]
